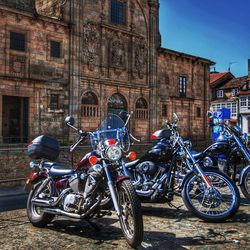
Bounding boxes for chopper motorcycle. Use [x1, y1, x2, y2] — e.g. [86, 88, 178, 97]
[25, 114, 143, 248]
[125, 113, 240, 222]
[188, 111, 250, 200]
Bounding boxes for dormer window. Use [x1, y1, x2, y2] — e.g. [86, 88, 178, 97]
[231, 88, 239, 97]
[217, 89, 224, 98]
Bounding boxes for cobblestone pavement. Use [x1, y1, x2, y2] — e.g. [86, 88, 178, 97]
[0, 197, 249, 250]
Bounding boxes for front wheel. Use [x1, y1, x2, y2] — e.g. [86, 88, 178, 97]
[117, 179, 143, 248]
[182, 170, 240, 222]
[240, 170, 250, 200]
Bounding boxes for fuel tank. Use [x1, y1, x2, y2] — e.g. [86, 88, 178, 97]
[203, 141, 231, 156]
[140, 139, 173, 163]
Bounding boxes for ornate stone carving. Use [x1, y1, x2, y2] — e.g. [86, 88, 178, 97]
[9, 55, 26, 77]
[82, 23, 100, 71]
[134, 38, 147, 79]
[110, 39, 126, 75]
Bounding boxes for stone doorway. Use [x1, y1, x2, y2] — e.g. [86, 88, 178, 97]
[2, 96, 29, 143]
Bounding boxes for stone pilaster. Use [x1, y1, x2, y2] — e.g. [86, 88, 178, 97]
[148, 0, 160, 133]
[68, 0, 82, 139]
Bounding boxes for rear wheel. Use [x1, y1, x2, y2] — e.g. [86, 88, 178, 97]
[182, 170, 240, 222]
[117, 179, 143, 248]
[27, 180, 55, 227]
[240, 170, 250, 200]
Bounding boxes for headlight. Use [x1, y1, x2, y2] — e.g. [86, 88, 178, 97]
[106, 146, 122, 161]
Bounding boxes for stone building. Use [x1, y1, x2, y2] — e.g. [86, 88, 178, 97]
[0, 0, 213, 143]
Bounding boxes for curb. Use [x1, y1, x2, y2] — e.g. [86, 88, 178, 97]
[0, 192, 28, 198]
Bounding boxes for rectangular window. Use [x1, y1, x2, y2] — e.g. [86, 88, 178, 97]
[110, 0, 127, 25]
[240, 97, 247, 107]
[231, 102, 237, 117]
[179, 76, 187, 98]
[50, 41, 61, 58]
[231, 88, 239, 97]
[162, 104, 167, 117]
[10, 32, 26, 52]
[50, 94, 59, 110]
[216, 89, 224, 98]
[196, 107, 201, 118]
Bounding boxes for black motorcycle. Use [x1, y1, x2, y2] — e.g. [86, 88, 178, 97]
[26, 114, 143, 248]
[126, 113, 240, 222]
[189, 111, 250, 200]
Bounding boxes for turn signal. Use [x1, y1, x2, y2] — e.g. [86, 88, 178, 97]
[128, 151, 137, 161]
[89, 155, 98, 166]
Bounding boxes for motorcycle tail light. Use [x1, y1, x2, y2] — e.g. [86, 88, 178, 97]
[128, 151, 137, 161]
[89, 155, 98, 166]
[150, 135, 157, 139]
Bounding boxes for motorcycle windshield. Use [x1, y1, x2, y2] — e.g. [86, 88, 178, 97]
[91, 114, 130, 152]
[99, 113, 125, 131]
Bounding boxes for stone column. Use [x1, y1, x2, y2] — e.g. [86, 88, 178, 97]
[68, 0, 82, 140]
[0, 94, 2, 143]
[148, 0, 159, 134]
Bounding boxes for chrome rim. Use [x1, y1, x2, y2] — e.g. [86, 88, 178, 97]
[30, 183, 51, 218]
[244, 172, 250, 195]
[186, 172, 236, 217]
[119, 187, 134, 239]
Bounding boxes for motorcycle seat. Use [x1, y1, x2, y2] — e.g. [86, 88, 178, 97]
[49, 163, 75, 177]
[125, 159, 140, 169]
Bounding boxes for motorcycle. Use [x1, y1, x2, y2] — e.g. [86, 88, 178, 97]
[189, 111, 250, 200]
[125, 113, 240, 222]
[25, 113, 143, 248]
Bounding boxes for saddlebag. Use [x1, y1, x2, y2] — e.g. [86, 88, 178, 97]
[27, 135, 60, 161]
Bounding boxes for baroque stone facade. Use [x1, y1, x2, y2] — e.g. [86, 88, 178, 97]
[0, 0, 213, 143]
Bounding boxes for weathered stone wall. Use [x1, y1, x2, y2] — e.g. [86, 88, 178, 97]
[157, 50, 211, 139]
[0, 6, 69, 141]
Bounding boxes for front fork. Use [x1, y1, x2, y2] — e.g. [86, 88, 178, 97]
[102, 160, 122, 216]
[185, 153, 212, 188]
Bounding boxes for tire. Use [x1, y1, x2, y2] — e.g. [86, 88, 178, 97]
[182, 170, 240, 223]
[27, 180, 55, 228]
[117, 179, 143, 248]
[240, 170, 250, 200]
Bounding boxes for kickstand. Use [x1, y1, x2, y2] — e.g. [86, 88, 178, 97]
[85, 219, 101, 232]
[167, 202, 183, 210]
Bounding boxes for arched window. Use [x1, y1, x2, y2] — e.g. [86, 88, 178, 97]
[108, 93, 127, 115]
[81, 91, 99, 117]
[136, 98, 148, 120]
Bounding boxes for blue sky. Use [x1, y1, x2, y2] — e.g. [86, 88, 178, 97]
[159, 0, 250, 77]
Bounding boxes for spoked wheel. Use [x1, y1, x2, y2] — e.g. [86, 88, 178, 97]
[117, 180, 143, 248]
[240, 170, 250, 200]
[27, 179, 55, 227]
[182, 170, 240, 222]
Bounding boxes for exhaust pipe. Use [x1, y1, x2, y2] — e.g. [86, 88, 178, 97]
[136, 189, 154, 197]
[42, 196, 102, 219]
[31, 188, 71, 207]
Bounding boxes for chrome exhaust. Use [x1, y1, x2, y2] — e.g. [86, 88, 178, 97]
[31, 188, 71, 207]
[136, 189, 154, 197]
[42, 196, 102, 219]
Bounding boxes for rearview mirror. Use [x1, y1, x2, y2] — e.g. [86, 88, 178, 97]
[65, 116, 75, 126]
